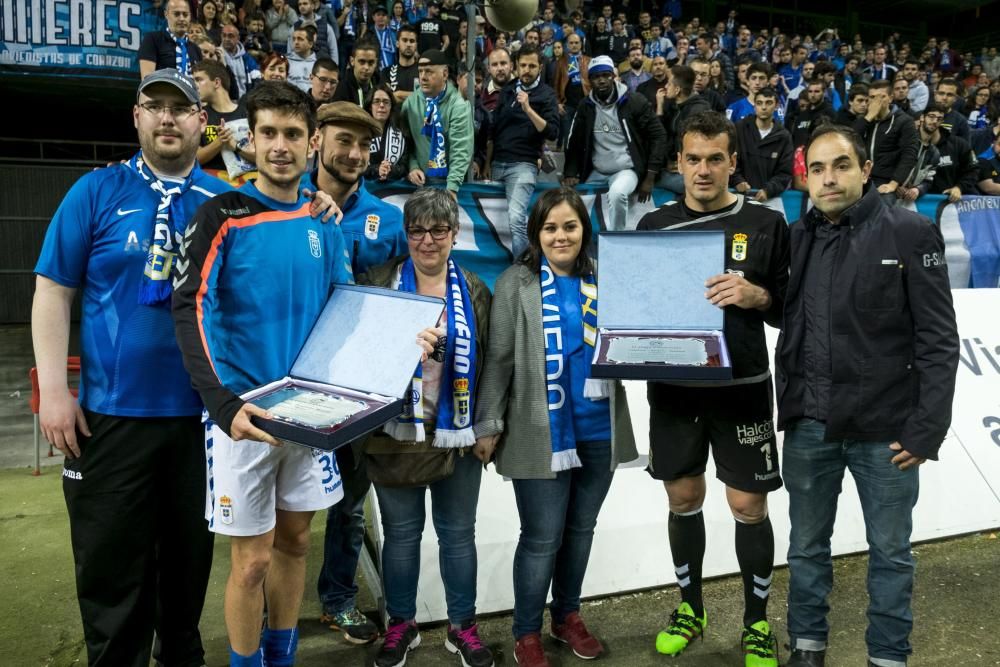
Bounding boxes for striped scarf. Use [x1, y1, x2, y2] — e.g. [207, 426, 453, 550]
[540, 258, 610, 472]
[385, 258, 477, 448]
[422, 88, 448, 178]
[166, 27, 190, 74]
[128, 152, 197, 305]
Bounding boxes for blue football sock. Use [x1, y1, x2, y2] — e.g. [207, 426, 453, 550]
[229, 647, 264, 667]
[262, 626, 299, 667]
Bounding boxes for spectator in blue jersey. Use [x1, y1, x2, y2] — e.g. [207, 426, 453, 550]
[362, 188, 494, 667]
[33, 67, 220, 667]
[483, 44, 560, 260]
[779, 45, 807, 93]
[171, 82, 355, 667]
[333, 38, 380, 106]
[371, 6, 397, 71]
[726, 62, 771, 122]
[474, 187, 638, 667]
[304, 101, 406, 647]
[139, 0, 202, 78]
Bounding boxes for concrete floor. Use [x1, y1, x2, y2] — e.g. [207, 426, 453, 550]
[3, 322, 1000, 666]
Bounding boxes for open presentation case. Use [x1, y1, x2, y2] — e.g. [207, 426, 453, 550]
[243, 284, 445, 450]
[590, 230, 733, 382]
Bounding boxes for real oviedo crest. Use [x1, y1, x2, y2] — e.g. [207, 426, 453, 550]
[731, 233, 748, 262]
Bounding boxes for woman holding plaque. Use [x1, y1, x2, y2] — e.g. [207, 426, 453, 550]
[474, 187, 638, 667]
[360, 187, 495, 667]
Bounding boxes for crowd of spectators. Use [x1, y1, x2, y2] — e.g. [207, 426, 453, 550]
[137, 0, 1000, 199]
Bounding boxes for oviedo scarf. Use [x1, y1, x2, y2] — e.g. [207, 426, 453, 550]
[422, 89, 449, 178]
[540, 258, 610, 472]
[385, 258, 477, 448]
[128, 153, 197, 305]
[166, 27, 191, 74]
[567, 53, 582, 85]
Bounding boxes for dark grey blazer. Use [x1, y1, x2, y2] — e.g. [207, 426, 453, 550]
[473, 263, 638, 479]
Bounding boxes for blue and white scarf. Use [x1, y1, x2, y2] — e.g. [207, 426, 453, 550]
[128, 153, 197, 305]
[422, 89, 448, 178]
[567, 54, 582, 85]
[167, 27, 191, 74]
[540, 259, 610, 472]
[386, 258, 477, 448]
[376, 26, 397, 69]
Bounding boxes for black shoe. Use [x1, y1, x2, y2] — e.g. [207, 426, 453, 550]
[445, 621, 494, 667]
[787, 647, 826, 667]
[320, 607, 379, 644]
[375, 618, 420, 667]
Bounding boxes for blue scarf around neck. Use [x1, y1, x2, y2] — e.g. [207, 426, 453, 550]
[540, 258, 610, 472]
[166, 27, 190, 74]
[128, 152, 197, 305]
[385, 258, 477, 447]
[422, 88, 449, 178]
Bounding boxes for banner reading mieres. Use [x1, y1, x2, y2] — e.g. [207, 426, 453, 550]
[1, 0, 147, 79]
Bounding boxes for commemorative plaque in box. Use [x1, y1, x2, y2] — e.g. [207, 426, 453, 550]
[590, 230, 733, 381]
[242, 284, 445, 450]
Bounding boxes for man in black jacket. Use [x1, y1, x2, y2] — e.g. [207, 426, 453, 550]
[636, 111, 789, 667]
[851, 79, 919, 202]
[785, 78, 833, 149]
[654, 64, 711, 194]
[833, 83, 868, 126]
[733, 87, 793, 201]
[563, 55, 666, 231]
[897, 103, 980, 204]
[778, 124, 958, 667]
[483, 44, 559, 258]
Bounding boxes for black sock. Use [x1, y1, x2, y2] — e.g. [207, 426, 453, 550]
[668, 509, 706, 617]
[735, 515, 775, 627]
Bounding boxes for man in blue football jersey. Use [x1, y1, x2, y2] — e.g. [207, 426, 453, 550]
[171, 82, 375, 667]
[33, 70, 340, 667]
[32, 68, 223, 667]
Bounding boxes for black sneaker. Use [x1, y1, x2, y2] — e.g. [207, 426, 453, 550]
[320, 607, 379, 644]
[787, 647, 826, 667]
[375, 618, 420, 667]
[445, 621, 494, 667]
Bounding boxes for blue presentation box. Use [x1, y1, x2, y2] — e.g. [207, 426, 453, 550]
[245, 284, 445, 450]
[590, 230, 733, 381]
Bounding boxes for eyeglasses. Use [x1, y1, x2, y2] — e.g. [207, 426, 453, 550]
[139, 102, 199, 120]
[372, 98, 392, 106]
[406, 226, 452, 241]
[313, 75, 338, 86]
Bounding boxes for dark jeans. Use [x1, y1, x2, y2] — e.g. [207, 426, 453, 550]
[510, 441, 614, 638]
[317, 445, 371, 615]
[374, 452, 483, 624]
[784, 419, 920, 666]
[62, 412, 214, 667]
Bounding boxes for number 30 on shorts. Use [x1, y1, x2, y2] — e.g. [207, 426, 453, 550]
[316, 451, 340, 485]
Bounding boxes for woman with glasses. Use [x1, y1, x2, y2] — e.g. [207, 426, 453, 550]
[361, 187, 494, 667]
[474, 187, 638, 667]
[364, 83, 409, 183]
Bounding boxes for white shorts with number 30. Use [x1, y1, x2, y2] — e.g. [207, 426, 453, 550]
[204, 420, 344, 536]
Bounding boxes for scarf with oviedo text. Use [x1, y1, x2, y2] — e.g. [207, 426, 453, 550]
[385, 257, 477, 448]
[166, 27, 191, 74]
[422, 88, 449, 178]
[128, 152, 198, 305]
[540, 258, 610, 472]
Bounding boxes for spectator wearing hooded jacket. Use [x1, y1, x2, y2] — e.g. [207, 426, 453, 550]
[851, 79, 919, 200]
[220, 23, 261, 99]
[732, 87, 793, 201]
[562, 56, 667, 231]
[898, 104, 980, 204]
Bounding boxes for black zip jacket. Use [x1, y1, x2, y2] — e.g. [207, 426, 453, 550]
[489, 80, 560, 164]
[851, 109, 919, 186]
[564, 86, 667, 182]
[776, 188, 959, 460]
[732, 116, 794, 196]
[660, 94, 712, 158]
[786, 100, 833, 148]
[636, 196, 790, 384]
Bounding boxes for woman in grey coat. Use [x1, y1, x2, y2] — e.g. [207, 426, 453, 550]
[473, 187, 638, 667]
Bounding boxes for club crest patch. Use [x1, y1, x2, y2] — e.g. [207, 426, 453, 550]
[219, 495, 234, 524]
[365, 214, 381, 240]
[453, 378, 470, 428]
[308, 229, 322, 258]
[731, 233, 748, 261]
